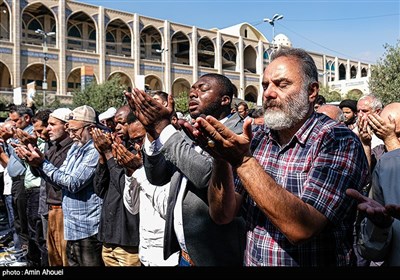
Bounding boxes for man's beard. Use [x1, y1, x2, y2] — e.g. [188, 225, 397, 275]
[190, 100, 221, 120]
[263, 89, 310, 130]
[344, 115, 356, 125]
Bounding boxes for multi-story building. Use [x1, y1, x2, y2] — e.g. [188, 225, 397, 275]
[0, 0, 372, 106]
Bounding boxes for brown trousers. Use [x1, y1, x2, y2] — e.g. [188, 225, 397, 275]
[102, 243, 140, 266]
[47, 207, 69, 266]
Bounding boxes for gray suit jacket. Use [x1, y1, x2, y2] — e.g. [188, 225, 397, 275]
[143, 113, 246, 266]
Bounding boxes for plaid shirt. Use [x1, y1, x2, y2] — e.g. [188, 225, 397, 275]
[40, 139, 102, 240]
[236, 113, 369, 266]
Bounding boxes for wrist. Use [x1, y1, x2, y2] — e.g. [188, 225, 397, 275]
[232, 153, 253, 171]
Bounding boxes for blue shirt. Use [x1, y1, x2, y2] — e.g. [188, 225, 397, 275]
[39, 139, 102, 240]
[7, 124, 34, 177]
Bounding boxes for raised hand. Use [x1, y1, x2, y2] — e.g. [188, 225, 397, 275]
[357, 116, 372, 146]
[193, 115, 253, 168]
[15, 128, 37, 147]
[91, 128, 113, 154]
[368, 113, 400, 151]
[14, 143, 45, 168]
[112, 142, 143, 175]
[124, 88, 174, 140]
[346, 188, 394, 228]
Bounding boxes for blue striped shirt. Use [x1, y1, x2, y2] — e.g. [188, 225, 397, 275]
[39, 139, 102, 240]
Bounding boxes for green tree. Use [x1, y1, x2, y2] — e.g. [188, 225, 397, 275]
[72, 75, 126, 112]
[0, 96, 8, 119]
[319, 84, 342, 102]
[369, 40, 400, 105]
[174, 91, 189, 114]
[33, 92, 62, 110]
[345, 89, 363, 101]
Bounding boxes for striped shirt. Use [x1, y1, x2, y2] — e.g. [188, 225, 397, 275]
[236, 113, 369, 266]
[40, 139, 102, 240]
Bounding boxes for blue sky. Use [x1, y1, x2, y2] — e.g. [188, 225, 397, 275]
[80, 0, 399, 64]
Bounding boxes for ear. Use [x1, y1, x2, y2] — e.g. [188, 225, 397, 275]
[221, 95, 231, 107]
[308, 82, 319, 103]
[24, 114, 31, 124]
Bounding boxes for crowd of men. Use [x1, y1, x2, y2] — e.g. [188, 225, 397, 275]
[0, 47, 399, 267]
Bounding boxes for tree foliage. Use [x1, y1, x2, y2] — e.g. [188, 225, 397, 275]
[174, 91, 189, 114]
[33, 92, 62, 110]
[369, 40, 400, 105]
[319, 84, 342, 102]
[72, 75, 126, 112]
[345, 89, 363, 101]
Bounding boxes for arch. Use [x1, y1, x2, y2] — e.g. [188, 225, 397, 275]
[350, 65, 357, 79]
[361, 67, 367, 77]
[172, 78, 190, 113]
[21, 3, 57, 47]
[66, 11, 97, 52]
[198, 36, 215, 68]
[0, 1, 11, 41]
[244, 85, 258, 103]
[243, 45, 257, 73]
[171, 31, 190, 65]
[145, 75, 162, 91]
[21, 62, 58, 92]
[67, 67, 98, 94]
[325, 60, 335, 82]
[0, 60, 12, 90]
[172, 78, 190, 96]
[339, 64, 346, 80]
[108, 71, 133, 89]
[105, 18, 132, 57]
[221, 41, 237, 71]
[140, 25, 162, 61]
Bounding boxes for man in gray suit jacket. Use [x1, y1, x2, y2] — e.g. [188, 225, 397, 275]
[125, 73, 246, 266]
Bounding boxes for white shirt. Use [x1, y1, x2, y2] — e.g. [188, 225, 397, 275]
[124, 166, 179, 266]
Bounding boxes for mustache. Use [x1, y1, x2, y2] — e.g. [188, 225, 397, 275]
[263, 100, 283, 110]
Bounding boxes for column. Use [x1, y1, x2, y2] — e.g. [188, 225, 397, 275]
[98, 6, 105, 83]
[163, 20, 171, 93]
[191, 26, 198, 82]
[58, 0, 66, 95]
[238, 36, 244, 99]
[13, 0, 21, 88]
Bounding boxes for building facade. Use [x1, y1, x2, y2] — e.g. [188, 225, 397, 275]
[0, 0, 372, 105]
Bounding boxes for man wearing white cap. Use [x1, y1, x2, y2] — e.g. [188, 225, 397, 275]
[19, 105, 103, 266]
[39, 108, 73, 266]
[98, 107, 116, 132]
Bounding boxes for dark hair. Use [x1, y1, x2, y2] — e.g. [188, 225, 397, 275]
[271, 48, 318, 88]
[200, 73, 235, 100]
[339, 99, 357, 113]
[315, 95, 326, 105]
[151, 91, 169, 102]
[126, 111, 138, 124]
[236, 101, 248, 110]
[32, 109, 52, 127]
[9, 105, 34, 118]
[250, 107, 264, 118]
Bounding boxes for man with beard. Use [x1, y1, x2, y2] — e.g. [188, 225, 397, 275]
[191, 48, 369, 266]
[124, 74, 246, 266]
[339, 99, 358, 130]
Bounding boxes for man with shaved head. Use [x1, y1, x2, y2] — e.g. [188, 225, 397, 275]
[317, 104, 344, 123]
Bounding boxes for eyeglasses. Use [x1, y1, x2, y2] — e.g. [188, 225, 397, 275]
[66, 124, 91, 134]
